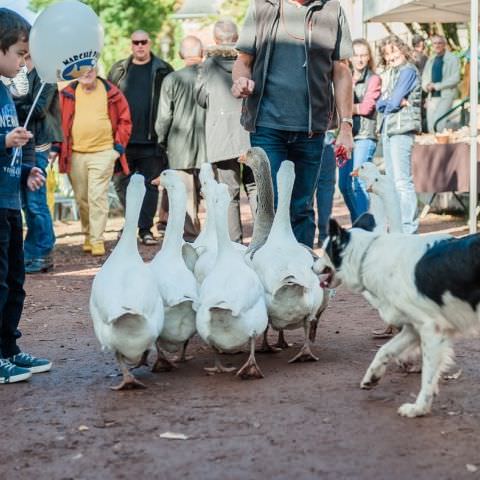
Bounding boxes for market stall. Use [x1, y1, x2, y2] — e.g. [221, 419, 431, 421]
[364, 0, 479, 232]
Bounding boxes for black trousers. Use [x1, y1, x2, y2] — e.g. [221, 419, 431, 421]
[0, 209, 25, 358]
[113, 144, 166, 234]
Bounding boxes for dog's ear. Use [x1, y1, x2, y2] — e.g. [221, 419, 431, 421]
[352, 213, 376, 232]
[329, 217, 349, 246]
[329, 218, 343, 238]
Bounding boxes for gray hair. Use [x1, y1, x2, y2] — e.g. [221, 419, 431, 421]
[213, 19, 238, 45]
[431, 34, 446, 44]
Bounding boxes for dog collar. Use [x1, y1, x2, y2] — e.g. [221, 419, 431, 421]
[356, 235, 380, 292]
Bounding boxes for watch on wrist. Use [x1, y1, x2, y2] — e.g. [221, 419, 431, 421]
[341, 117, 353, 127]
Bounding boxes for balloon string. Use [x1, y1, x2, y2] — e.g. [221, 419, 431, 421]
[11, 81, 46, 164]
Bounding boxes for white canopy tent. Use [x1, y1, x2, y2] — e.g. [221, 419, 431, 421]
[364, 0, 479, 233]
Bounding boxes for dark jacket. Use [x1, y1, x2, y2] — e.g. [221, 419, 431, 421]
[0, 83, 34, 210]
[54, 78, 132, 174]
[353, 68, 381, 141]
[108, 54, 173, 143]
[156, 64, 206, 170]
[240, 0, 344, 134]
[196, 46, 250, 163]
[14, 68, 63, 146]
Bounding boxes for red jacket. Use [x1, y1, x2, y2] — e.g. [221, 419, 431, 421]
[55, 78, 132, 174]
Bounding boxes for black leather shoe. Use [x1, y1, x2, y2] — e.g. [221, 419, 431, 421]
[25, 257, 54, 274]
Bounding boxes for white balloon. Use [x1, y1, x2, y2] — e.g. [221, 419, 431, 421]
[29, 0, 104, 83]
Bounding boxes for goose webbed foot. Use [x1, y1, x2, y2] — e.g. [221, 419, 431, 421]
[172, 340, 193, 363]
[288, 322, 319, 363]
[204, 349, 236, 375]
[256, 329, 282, 353]
[152, 355, 178, 372]
[273, 330, 292, 349]
[152, 342, 178, 372]
[111, 374, 146, 391]
[112, 352, 147, 390]
[288, 342, 319, 363]
[237, 337, 264, 380]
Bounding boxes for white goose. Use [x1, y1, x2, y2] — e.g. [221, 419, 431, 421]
[192, 163, 219, 285]
[241, 147, 332, 350]
[196, 182, 268, 379]
[193, 163, 217, 253]
[193, 163, 247, 286]
[150, 170, 198, 370]
[90, 174, 164, 390]
[249, 160, 324, 363]
[352, 163, 402, 233]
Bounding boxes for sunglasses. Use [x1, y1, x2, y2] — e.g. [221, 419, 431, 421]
[132, 40, 148, 46]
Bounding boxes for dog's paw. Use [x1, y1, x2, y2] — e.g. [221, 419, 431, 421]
[397, 402, 429, 418]
[360, 374, 380, 390]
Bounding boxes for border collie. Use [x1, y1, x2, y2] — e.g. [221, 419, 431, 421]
[324, 214, 480, 418]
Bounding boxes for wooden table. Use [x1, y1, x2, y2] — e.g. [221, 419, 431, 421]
[412, 142, 480, 193]
[412, 142, 480, 215]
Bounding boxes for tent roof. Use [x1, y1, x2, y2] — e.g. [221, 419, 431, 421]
[363, 0, 474, 23]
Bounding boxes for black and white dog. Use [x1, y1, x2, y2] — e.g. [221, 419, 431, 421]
[324, 214, 480, 418]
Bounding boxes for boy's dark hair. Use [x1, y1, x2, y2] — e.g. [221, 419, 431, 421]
[0, 8, 31, 54]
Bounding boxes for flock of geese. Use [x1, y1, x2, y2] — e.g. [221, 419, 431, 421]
[90, 147, 400, 390]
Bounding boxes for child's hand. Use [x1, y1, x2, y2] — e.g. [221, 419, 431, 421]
[5, 127, 33, 148]
[27, 167, 45, 191]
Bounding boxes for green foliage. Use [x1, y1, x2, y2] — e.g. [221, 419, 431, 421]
[29, 0, 177, 70]
[219, 0, 250, 24]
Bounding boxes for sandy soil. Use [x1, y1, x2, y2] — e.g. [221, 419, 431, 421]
[1, 202, 479, 480]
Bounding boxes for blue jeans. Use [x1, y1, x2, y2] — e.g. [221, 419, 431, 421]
[382, 131, 418, 234]
[21, 150, 55, 260]
[316, 133, 336, 243]
[338, 138, 377, 223]
[250, 126, 325, 247]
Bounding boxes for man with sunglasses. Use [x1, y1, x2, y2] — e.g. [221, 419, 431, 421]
[108, 30, 173, 245]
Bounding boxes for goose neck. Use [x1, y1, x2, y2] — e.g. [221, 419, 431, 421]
[215, 202, 235, 258]
[270, 179, 295, 239]
[162, 188, 187, 253]
[249, 163, 275, 249]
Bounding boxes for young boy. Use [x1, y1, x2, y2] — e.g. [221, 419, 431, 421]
[0, 8, 52, 383]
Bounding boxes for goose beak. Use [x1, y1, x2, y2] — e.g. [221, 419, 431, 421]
[366, 185, 373, 193]
[350, 169, 359, 177]
[238, 153, 247, 164]
[151, 176, 161, 186]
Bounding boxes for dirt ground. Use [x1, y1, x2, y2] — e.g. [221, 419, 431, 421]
[1, 200, 479, 480]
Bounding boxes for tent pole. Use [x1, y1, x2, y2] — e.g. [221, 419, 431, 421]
[469, 0, 478, 234]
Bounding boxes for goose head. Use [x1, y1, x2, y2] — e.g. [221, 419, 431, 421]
[160, 169, 184, 192]
[351, 163, 383, 194]
[239, 147, 271, 175]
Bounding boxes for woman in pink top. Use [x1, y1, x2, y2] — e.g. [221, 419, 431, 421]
[338, 38, 382, 222]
